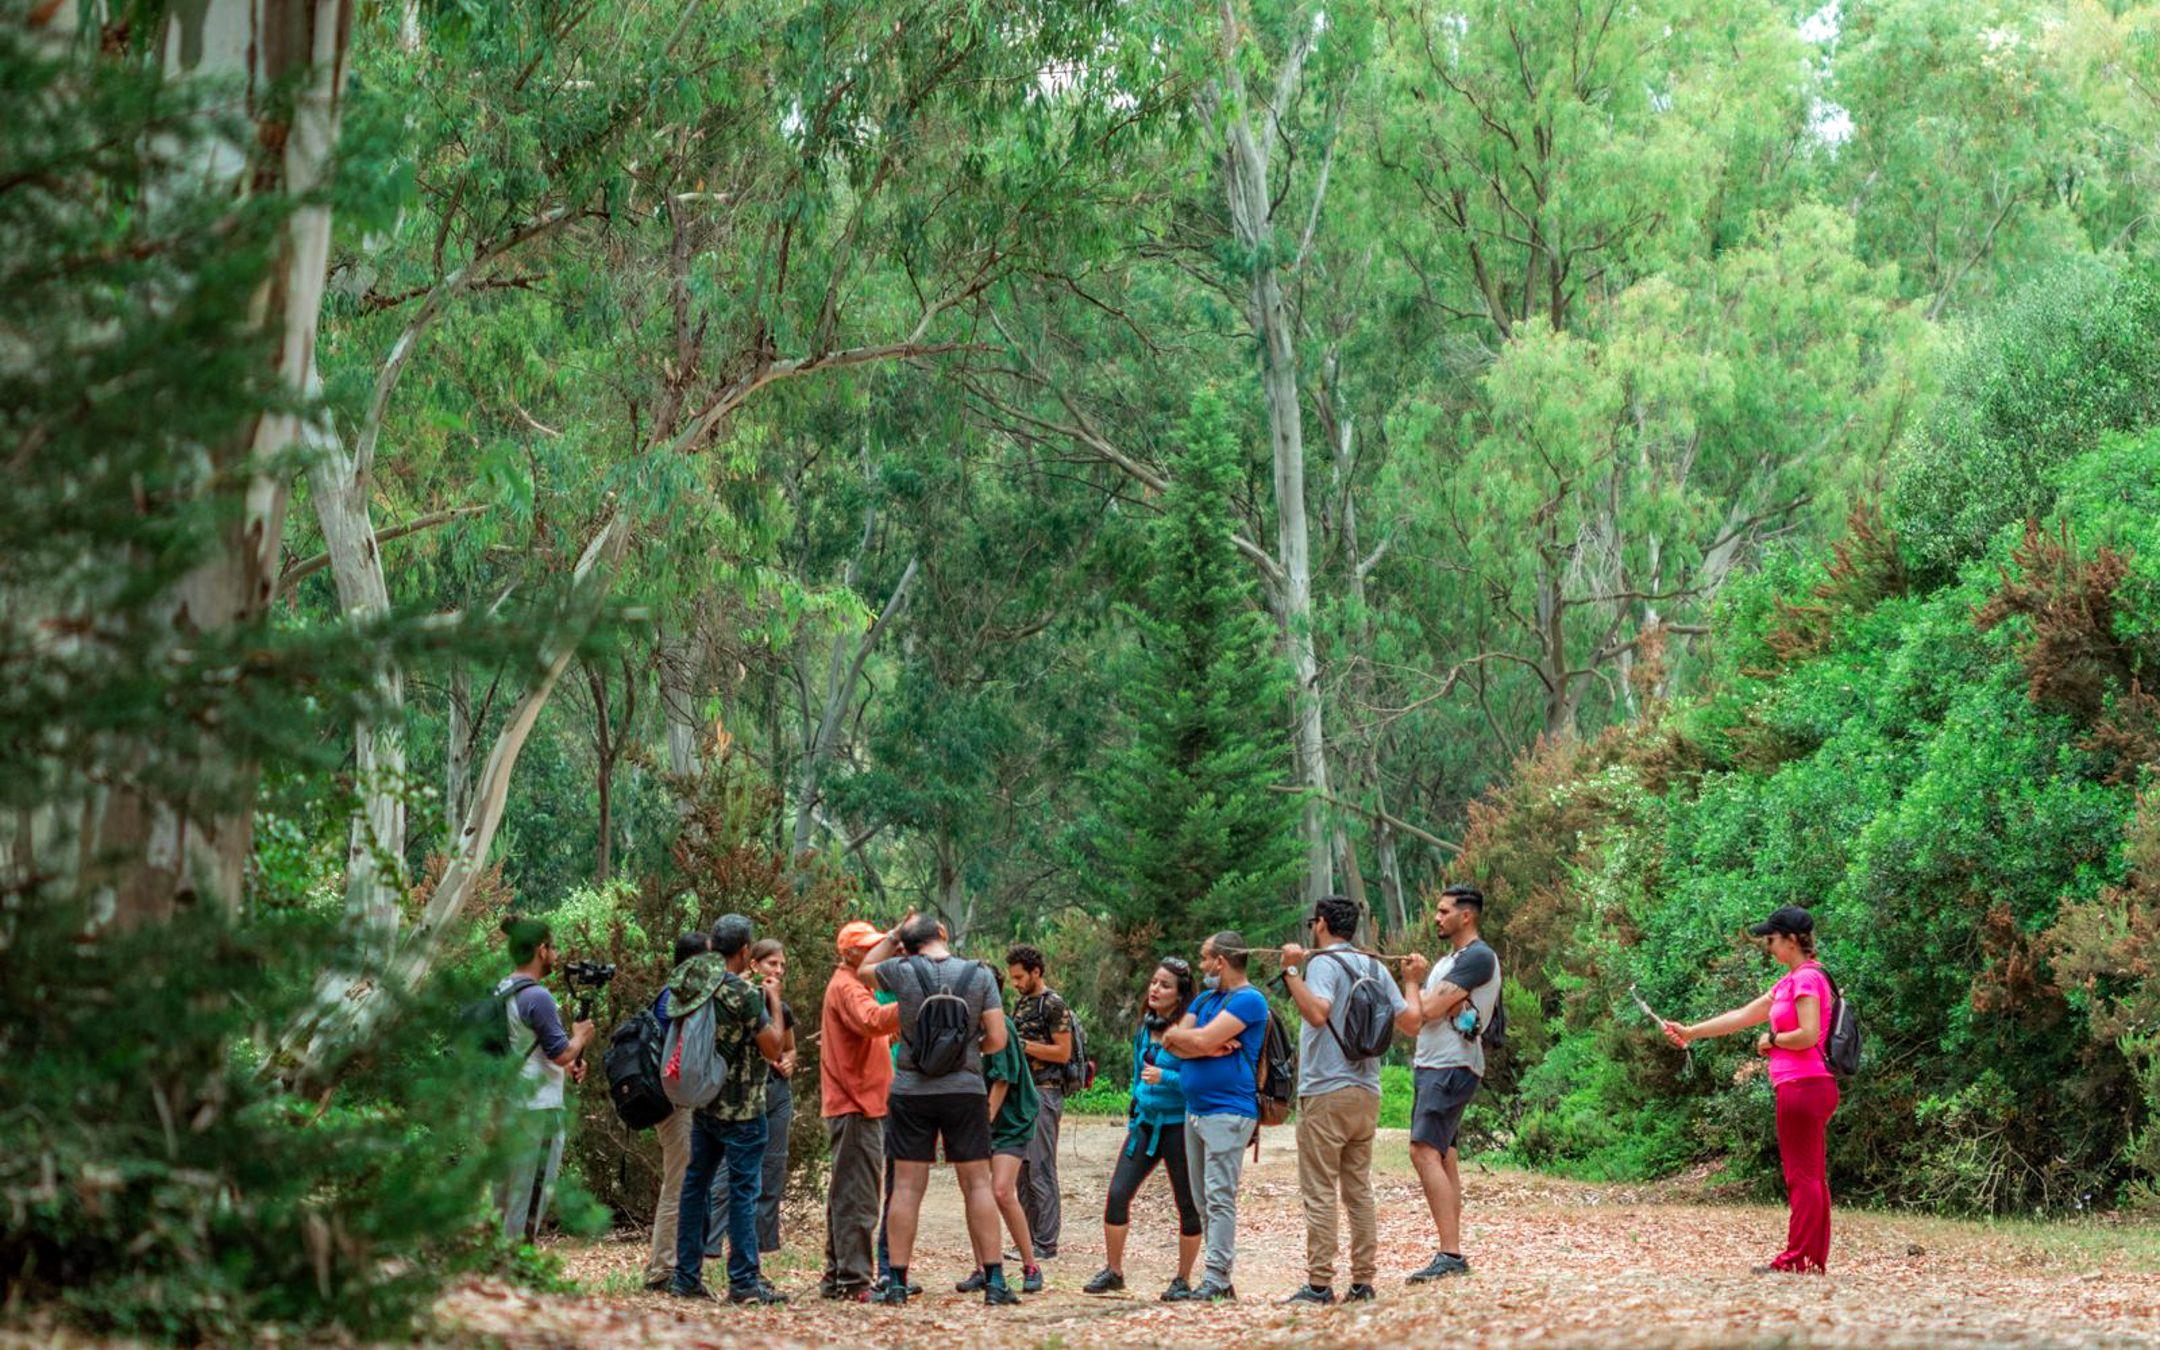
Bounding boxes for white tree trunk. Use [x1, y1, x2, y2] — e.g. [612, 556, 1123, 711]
[1216, 1, 1334, 908]
[270, 512, 630, 1083]
[82, 0, 354, 924]
[303, 397, 407, 957]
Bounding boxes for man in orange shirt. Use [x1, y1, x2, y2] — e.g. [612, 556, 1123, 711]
[818, 920, 901, 1300]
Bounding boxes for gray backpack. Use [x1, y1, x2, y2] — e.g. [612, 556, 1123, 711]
[660, 992, 730, 1110]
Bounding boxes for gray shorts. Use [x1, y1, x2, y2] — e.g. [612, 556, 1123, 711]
[1411, 1066, 1482, 1154]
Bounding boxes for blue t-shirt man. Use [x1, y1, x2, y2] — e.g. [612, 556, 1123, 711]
[1176, 985, 1269, 1116]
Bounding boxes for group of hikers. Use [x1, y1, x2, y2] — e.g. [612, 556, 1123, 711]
[491, 887, 1847, 1307]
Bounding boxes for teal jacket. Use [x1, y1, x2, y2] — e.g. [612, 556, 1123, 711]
[1126, 1022, 1186, 1157]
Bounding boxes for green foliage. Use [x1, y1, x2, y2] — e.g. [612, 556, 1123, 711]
[1458, 426, 2160, 1214]
[1889, 259, 2160, 581]
[1064, 389, 1302, 1011]
[0, 903, 525, 1339]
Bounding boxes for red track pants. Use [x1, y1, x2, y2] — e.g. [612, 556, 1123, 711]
[1770, 1075, 1839, 1273]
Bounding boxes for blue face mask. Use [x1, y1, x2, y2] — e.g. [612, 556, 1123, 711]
[1202, 973, 1221, 991]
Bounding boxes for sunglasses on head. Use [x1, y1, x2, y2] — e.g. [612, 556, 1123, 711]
[1159, 956, 1191, 974]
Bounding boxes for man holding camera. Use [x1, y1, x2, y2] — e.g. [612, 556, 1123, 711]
[1396, 884, 1500, 1284]
[669, 914, 789, 1304]
[493, 917, 596, 1243]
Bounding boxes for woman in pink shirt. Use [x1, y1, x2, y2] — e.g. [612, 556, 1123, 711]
[1662, 905, 1839, 1273]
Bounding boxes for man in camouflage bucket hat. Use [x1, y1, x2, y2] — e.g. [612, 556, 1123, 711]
[668, 914, 788, 1304]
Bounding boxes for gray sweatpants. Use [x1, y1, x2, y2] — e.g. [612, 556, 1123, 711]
[497, 1112, 566, 1243]
[1021, 1084, 1065, 1255]
[1184, 1112, 1256, 1285]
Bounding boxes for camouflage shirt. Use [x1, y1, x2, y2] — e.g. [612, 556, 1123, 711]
[668, 953, 771, 1123]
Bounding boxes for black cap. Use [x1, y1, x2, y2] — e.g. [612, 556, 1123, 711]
[1748, 905, 1814, 939]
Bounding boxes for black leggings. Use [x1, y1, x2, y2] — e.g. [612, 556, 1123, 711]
[1103, 1121, 1201, 1236]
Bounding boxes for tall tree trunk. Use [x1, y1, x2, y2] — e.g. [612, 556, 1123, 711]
[81, 0, 354, 925]
[659, 626, 703, 796]
[794, 553, 919, 858]
[303, 397, 406, 957]
[445, 665, 475, 845]
[1215, 0, 1335, 909]
[270, 512, 629, 1084]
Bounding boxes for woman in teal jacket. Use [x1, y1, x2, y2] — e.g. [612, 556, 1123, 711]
[1083, 957, 1203, 1301]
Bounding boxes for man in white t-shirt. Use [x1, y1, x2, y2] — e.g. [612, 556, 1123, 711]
[1396, 884, 1500, 1283]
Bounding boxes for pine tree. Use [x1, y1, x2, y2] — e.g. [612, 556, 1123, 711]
[1070, 388, 1302, 989]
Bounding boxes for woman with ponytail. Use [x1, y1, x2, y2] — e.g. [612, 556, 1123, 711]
[1082, 957, 1203, 1301]
[1663, 906, 1840, 1273]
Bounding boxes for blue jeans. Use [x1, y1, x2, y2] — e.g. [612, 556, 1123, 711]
[673, 1112, 768, 1294]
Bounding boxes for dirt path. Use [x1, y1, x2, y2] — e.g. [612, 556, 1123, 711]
[440, 1119, 2160, 1347]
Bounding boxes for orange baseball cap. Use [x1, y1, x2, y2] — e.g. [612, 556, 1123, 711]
[836, 920, 883, 955]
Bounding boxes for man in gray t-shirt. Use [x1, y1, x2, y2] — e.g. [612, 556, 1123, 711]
[879, 951, 1000, 1096]
[1398, 884, 1502, 1285]
[1279, 896, 1416, 1303]
[858, 915, 1014, 1305]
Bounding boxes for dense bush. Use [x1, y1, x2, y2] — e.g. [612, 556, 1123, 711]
[0, 904, 531, 1339]
[1889, 258, 2160, 582]
[1462, 429, 2160, 1214]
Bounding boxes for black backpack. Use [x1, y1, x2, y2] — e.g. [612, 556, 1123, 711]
[1255, 1003, 1297, 1126]
[904, 956, 980, 1078]
[603, 1009, 674, 1130]
[460, 976, 538, 1058]
[1819, 968, 1862, 1080]
[1055, 999, 1096, 1094]
[1314, 949, 1398, 1062]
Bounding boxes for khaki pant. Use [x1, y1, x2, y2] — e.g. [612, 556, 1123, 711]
[1295, 1086, 1380, 1288]
[644, 1107, 693, 1286]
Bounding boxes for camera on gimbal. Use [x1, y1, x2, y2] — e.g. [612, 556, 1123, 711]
[562, 959, 615, 1020]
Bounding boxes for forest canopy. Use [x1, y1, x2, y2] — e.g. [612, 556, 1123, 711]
[8, 0, 2160, 1336]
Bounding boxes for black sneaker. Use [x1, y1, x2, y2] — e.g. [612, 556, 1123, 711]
[955, 1269, 988, 1293]
[984, 1280, 1021, 1307]
[1190, 1280, 1237, 1303]
[1282, 1284, 1335, 1305]
[668, 1281, 718, 1301]
[1084, 1267, 1125, 1295]
[1407, 1252, 1470, 1283]
[1159, 1275, 1193, 1302]
[1344, 1283, 1377, 1303]
[1022, 1265, 1044, 1294]
[867, 1282, 909, 1306]
[729, 1283, 788, 1305]
[643, 1277, 671, 1292]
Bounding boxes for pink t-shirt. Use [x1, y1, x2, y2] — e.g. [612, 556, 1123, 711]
[1767, 963, 1835, 1087]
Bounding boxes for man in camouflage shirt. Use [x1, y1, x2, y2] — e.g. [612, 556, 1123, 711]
[670, 913, 788, 1304]
[1006, 944, 1075, 1259]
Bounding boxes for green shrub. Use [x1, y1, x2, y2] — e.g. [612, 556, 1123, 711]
[0, 904, 530, 1339]
[1889, 258, 2160, 581]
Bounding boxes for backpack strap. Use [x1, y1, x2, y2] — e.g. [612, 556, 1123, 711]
[501, 976, 543, 1061]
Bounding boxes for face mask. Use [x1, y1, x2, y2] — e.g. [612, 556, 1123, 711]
[1202, 974, 1221, 991]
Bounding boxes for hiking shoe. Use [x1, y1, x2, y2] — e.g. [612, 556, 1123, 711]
[1159, 1275, 1193, 1302]
[1084, 1267, 1125, 1295]
[643, 1277, 671, 1292]
[729, 1283, 787, 1305]
[1022, 1265, 1044, 1294]
[1344, 1283, 1377, 1303]
[667, 1280, 718, 1301]
[1407, 1252, 1470, 1283]
[866, 1282, 909, 1305]
[1190, 1280, 1237, 1302]
[1282, 1284, 1335, 1305]
[983, 1280, 1021, 1307]
[955, 1269, 988, 1293]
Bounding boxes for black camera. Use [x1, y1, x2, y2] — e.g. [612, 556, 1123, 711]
[563, 959, 616, 989]
[562, 960, 615, 1020]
